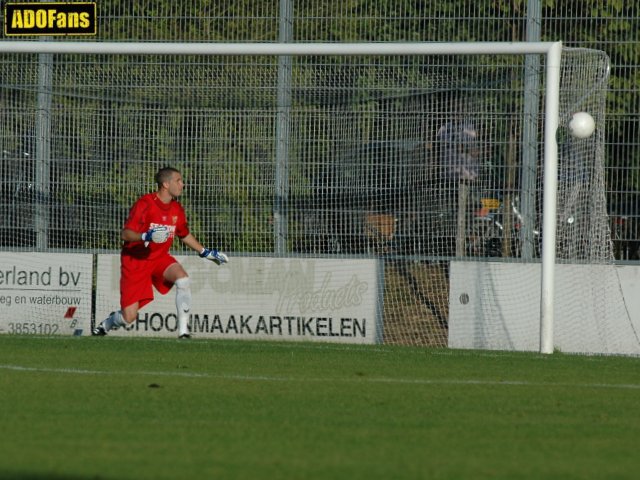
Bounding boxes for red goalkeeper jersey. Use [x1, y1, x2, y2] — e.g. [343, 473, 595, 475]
[121, 193, 189, 260]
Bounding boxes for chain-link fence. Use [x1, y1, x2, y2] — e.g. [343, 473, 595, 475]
[2, 0, 638, 259]
[1, 2, 639, 348]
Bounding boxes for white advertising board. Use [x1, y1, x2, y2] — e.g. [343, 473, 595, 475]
[448, 261, 640, 355]
[96, 254, 382, 344]
[0, 252, 93, 336]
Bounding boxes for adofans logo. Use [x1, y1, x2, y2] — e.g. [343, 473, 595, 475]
[4, 2, 96, 36]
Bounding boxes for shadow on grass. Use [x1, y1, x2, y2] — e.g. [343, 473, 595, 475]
[0, 472, 114, 480]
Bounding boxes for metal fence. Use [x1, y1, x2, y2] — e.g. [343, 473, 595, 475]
[1, 1, 637, 347]
[3, 0, 635, 259]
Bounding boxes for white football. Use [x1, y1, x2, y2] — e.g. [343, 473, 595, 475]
[568, 112, 595, 139]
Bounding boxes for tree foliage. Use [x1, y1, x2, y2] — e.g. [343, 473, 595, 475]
[3, 0, 639, 251]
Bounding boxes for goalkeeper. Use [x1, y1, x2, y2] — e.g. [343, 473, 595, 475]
[92, 166, 228, 339]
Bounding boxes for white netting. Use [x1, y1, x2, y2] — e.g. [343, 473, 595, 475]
[1, 45, 636, 353]
[449, 49, 639, 355]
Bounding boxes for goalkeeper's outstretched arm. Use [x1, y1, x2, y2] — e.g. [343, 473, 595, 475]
[180, 233, 229, 264]
[180, 233, 205, 253]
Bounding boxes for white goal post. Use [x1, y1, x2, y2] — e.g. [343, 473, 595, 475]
[0, 40, 567, 353]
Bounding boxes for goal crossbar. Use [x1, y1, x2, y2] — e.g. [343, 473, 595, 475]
[0, 40, 561, 57]
[0, 40, 563, 354]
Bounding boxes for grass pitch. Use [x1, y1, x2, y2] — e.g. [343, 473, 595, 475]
[1, 336, 639, 480]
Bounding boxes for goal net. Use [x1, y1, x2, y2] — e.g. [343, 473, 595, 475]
[0, 42, 637, 354]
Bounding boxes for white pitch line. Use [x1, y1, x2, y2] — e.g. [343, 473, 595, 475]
[2, 363, 640, 390]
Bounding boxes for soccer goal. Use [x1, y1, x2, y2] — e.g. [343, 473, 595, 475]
[0, 41, 637, 355]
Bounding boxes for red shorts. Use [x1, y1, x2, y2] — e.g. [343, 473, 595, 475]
[120, 253, 178, 310]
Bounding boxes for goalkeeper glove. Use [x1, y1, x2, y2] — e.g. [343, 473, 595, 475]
[141, 226, 169, 245]
[200, 248, 229, 265]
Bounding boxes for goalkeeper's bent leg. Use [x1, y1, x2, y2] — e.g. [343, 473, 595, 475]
[175, 277, 192, 337]
[103, 310, 126, 332]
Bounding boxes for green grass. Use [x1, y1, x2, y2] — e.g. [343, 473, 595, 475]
[1, 336, 639, 480]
